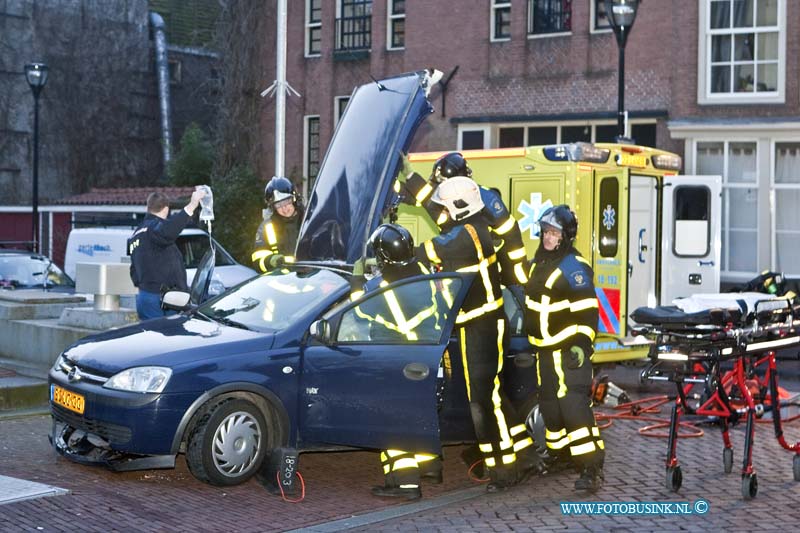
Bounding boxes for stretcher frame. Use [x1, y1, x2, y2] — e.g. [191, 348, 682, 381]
[635, 298, 800, 500]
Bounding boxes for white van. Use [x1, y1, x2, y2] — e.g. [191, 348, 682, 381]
[64, 227, 257, 297]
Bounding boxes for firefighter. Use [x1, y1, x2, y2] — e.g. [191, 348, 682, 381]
[524, 204, 604, 492]
[349, 224, 441, 500]
[398, 152, 529, 287]
[251, 177, 304, 272]
[415, 176, 528, 492]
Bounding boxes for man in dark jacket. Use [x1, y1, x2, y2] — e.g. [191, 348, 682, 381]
[128, 189, 205, 319]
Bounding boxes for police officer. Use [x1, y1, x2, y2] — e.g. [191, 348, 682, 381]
[350, 224, 441, 500]
[399, 152, 529, 287]
[128, 189, 206, 320]
[415, 176, 528, 492]
[524, 205, 604, 492]
[252, 177, 304, 272]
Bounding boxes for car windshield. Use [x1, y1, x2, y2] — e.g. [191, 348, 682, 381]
[197, 267, 348, 332]
[0, 254, 74, 289]
[176, 234, 235, 268]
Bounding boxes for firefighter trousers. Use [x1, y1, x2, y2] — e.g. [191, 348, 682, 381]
[537, 347, 604, 469]
[458, 312, 520, 480]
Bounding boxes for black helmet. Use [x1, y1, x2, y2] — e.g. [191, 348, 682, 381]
[264, 176, 297, 207]
[538, 204, 578, 242]
[432, 152, 471, 183]
[369, 224, 415, 268]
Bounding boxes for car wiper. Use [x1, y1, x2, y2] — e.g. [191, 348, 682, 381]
[209, 315, 251, 331]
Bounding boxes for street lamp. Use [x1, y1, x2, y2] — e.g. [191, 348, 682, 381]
[25, 62, 48, 254]
[604, 0, 641, 141]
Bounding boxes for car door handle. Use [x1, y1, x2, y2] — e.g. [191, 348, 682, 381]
[403, 362, 430, 381]
[638, 229, 647, 263]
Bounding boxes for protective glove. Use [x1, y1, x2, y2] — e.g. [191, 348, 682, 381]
[399, 153, 414, 178]
[352, 257, 366, 277]
[267, 254, 285, 270]
[567, 345, 585, 369]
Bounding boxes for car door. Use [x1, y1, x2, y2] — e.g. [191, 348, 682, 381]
[300, 272, 473, 454]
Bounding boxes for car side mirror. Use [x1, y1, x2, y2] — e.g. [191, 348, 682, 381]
[309, 319, 331, 344]
[162, 290, 191, 311]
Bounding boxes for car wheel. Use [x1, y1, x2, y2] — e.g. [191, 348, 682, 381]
[186, 398, 268, 486]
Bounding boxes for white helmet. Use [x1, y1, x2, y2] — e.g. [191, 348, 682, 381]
[430, 176, 484, 221]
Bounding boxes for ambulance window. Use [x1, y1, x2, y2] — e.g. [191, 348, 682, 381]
[673, 186, 710, 257]
[461, 130, 485, 150]
[599, 178, 619, 257]
[528, 126, 556, 145]
[562, 125, 591, 143]
[499, 127, 524, 148]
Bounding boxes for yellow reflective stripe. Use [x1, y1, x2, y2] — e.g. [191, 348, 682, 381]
[461, 328, 471, 401]
[455, 298, 503, 323]
[285, 256, 295, 263]
[570, 441, 597, 456]
[455, 253, 497, 272]
[416, 183, 433, 203]
[548, 436, 570, 450]
[441, 279, 455, 308]
[528, 262, 536, 279]
[531, 325, 596, 347]
[568, 427, 591, 442]
[510, 424, 527, 437]
[570, 298, 599, 312]
[546, 428, 566, 439]
[485, 457, 496, 467]
[536, 352, 541, 387]
[527, 297, 598, 313]
[251, 249, 275, 272]
[507, 246, 527, 260]
[539, 294, 552, 342]
[392, 458, 419, 470]
[502, 453, 516, 465]
[514, 437, 533, 452]
[393, 180, 401, 192]
[350, 290, 364, 301]
[425, 241, 441, 263]
[383, 464, 391, 474]
[415, 454, 437, 463]
[492, 319, 513, 452]
[386, 449, 407, 457]
[597, 440, 605, 450]
[479, 443, 493, 453]
[436, 212, 449, 226]
[495, 216, 516, 236]
[591, 427, 600, 437]
[515, 261, 529, 283]
[576, 255, 591, 266]
[264, 222, 278, 246]
[383, 289, 418, 341]
[545, 268, 561, 289]
[553, 349, 567, 398]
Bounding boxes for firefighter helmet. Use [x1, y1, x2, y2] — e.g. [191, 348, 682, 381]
[432, 152, 471, 183]
[538, 204, 578, 241]
[264, 176, 297, 207]
[369, 224, 415, 269]
[430, 176, 484, 221]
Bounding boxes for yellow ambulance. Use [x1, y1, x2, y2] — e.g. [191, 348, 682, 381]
[397, 142, 722, 363]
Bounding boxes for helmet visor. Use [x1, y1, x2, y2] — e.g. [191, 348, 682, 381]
[274, 197, 294, 209]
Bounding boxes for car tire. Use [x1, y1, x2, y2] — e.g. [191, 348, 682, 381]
[186, 398, 269, 486]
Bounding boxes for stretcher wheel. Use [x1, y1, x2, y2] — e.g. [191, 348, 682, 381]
[665, 466, 682, 492]
[793, 455, 800, 482]
[741, 473, 758, 500]
[723, 448, 733, 474]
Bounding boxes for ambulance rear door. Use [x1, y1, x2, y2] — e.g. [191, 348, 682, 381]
[628, 175, 659, 311]
[660, 175, 722, 304]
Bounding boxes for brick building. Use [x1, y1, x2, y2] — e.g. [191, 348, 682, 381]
[264, 0, 798, 284]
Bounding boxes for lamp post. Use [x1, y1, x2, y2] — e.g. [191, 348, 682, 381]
[604, 0, 640, 141]
[25, 62, 48, 254]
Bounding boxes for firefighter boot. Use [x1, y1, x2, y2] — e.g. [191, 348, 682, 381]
[541, 450, 576, 475]
[419, 456, 443, 484]
[485, 463, 518, 493]
[574, 466, 604, 493]
[371, 484, 422, 500]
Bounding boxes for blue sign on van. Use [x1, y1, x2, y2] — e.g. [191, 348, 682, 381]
[77, 244, 112, 257]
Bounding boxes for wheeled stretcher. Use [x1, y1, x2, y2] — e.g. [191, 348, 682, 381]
[632, 293, 800, 500]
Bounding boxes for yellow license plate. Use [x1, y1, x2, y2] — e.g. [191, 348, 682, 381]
[52, 385, 85, 414]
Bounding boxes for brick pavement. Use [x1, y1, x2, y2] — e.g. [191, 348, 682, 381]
[0, 361, 798, 532]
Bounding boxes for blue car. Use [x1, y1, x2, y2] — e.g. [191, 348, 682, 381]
[48, 70, 537, 486]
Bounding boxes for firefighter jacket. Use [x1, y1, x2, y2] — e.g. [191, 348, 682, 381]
[251, 207, 304, 272]
[350, 260, 438, 342]
[524, 247, 599, 354]
[400, 172, 528, 286]
[128, 211, 192, 294]
[416, 216, 503, 326]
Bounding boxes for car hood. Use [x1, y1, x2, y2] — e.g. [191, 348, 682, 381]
[295, 69, 440, 263]
[63, 315, 272, 374]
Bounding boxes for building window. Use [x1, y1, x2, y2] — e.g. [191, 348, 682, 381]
[304, 116, 320, 196]
[699, 0, 784, 104]
[336, 0, 372, 51]
[458, 126, 490, 150]
[495, 122, 656, 147]
[334, 96, 350, 126]
[387, 0, 405, 50]
[491, 0, 511, 41]
[527, 0, 571, 36]
[591, 0, 611, 32]
[696, 141, 758, 275]
[305, 0, 322, 56]
[773, 142, 800, 275]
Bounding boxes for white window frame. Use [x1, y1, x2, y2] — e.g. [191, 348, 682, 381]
[303, 115, 321, 198]
[305, 0, 322, 58]
[491, 0, 512, 42]
[697, 0, 786, 105]
[334, 96, 350, 127]
[590, 0, 612, 34]
[769, 138, 800, 276]
[527, 0, 572, 39]
[479, 119, 658, 148]
[386, 0, 405, 50]
[457, 125, 491, 150]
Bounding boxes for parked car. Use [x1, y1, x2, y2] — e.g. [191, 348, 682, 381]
[48, 70, 538, 486]
[64, 227, 257, 297]
[0, 250, 75, 292]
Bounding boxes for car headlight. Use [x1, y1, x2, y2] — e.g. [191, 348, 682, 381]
[52, 354, 66, 372]
[208, 279, 226, 297]
[103, 367, 172, 393]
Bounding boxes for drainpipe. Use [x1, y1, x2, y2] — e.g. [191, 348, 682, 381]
[149, 11, 172, 174]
